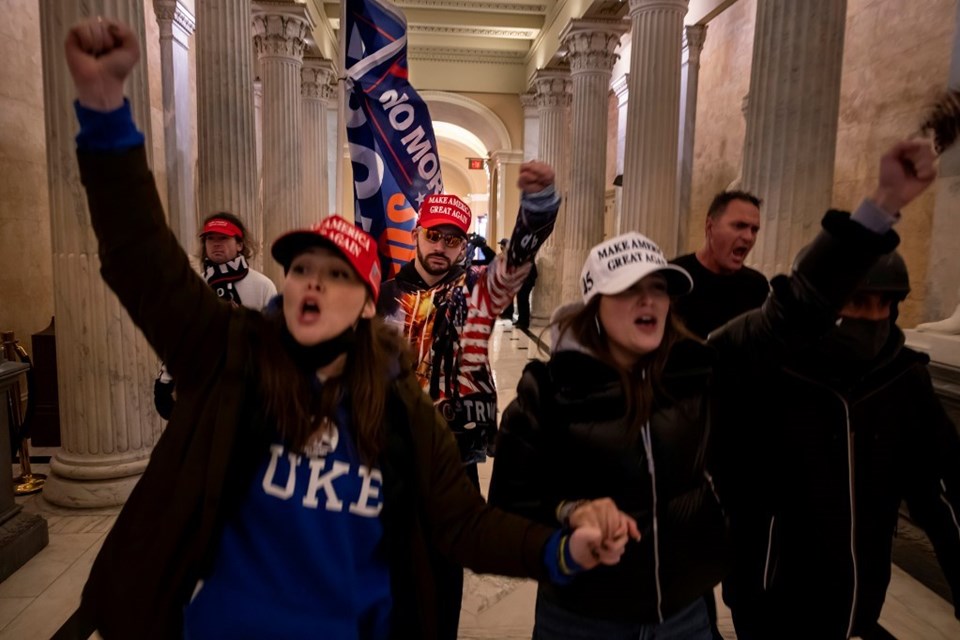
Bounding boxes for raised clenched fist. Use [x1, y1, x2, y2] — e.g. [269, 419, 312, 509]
[517, 161, 556, 195]
[64, 18, 140, 112]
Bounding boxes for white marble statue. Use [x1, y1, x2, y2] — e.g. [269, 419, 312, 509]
[916, 293, 960, 334]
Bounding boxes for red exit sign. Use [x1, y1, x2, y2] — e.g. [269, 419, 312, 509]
[467, 157, 485, 170]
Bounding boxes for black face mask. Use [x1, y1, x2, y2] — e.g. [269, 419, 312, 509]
[819, 316, 891, 365]
[281, 323, 358, 372]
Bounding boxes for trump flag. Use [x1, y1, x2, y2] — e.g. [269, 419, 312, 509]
[345, 0, 444, 276]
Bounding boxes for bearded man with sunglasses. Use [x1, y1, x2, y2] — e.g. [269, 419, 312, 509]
[378, 161, 559, 640]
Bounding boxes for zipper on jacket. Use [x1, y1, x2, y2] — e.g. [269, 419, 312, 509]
[641, 423, 664, 622]
[763, 516, 776, 591]
[783, 369, 859, 638]
[841, 397, 858, 639]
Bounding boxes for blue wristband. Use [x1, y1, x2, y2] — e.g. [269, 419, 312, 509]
[543, 530, 585, 585]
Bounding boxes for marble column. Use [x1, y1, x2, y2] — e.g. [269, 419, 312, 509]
[324, 81, 339, 217]
[302, 57, 336, 223]
[530, 69, 571, 321]
[39, 1, 163, 507]
[620, 0, 688, 256]
[253, 2, 315, 286]
[154, 0, 197, 254]
[923, 0, 960, 324]
[676, 24, 706, 254]
[196, 0, 260, 265]
[520, 92, 539, 162]
[741, 0, 847, 277]
[612, 74, 629, 234]
[491, 150, 525, 242]
[559, 19, 628, 304]
[254, 78, 264, 180]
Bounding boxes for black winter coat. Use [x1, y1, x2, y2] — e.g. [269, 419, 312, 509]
[489, 339, 727, 623]
[712, 322, 960, 639]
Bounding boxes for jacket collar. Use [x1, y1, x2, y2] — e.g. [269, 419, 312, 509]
[395, 259, 466, 290]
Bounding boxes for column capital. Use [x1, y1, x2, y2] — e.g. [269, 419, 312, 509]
[533, 68, 572, 110]
[489, 149, 525, 166]
[683, 24, 707, 65]
[302, 56, 337, 100]
[560, 18, 629, 74]
[252, 1, 315, 61]
[154, 0, 196, 43]
[628, 0, 690, 17]
[520, 92, 538, 115]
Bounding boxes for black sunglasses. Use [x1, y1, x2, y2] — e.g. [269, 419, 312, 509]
[421, 228, 466, 249]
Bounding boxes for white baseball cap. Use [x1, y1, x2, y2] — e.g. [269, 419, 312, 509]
[580, 231, 693, 304]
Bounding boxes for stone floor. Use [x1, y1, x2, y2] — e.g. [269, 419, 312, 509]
[1, 321, 958, 639]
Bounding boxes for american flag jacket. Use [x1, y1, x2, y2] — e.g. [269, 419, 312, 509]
[378, 187, 560, 464]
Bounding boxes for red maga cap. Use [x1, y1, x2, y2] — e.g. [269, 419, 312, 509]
[200, 217, 244, 239]
[417, 194, 471, 234]
[271, 215, 382, 301]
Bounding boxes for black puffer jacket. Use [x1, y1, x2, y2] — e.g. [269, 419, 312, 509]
[712, 322, 960, 639]
[489, 337, 727, 623]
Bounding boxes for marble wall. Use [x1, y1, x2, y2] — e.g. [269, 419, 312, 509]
[832, 0, 956, 327]
[687, 0, 756, 256]
[0, 0, 54, 345]
[689, 0, 957, 327]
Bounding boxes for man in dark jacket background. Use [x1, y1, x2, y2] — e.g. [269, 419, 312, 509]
[671, 191, 769, 339]
[712, 141, 960, 639]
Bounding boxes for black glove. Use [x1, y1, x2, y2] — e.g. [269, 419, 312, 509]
[154, 378, 176, 420]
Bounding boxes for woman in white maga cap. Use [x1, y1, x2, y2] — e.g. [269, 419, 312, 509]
[490, 232, 726, 638]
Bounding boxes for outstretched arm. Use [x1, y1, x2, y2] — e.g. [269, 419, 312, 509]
[485, 161, 560, 313]
[67, 18, 234, 382]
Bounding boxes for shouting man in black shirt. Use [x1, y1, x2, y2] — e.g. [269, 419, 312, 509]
[672, 191, 769, 339]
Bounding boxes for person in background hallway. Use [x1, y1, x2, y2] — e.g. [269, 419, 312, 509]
[153, 212, 276, 419]
[490, 139, 943, 640]
[670, 191, 767, 637]
[671, 191, 769, 339]
[376, 166, 559, 640]
[61, 17, 637, 639]
[498, 237, 537, 328]
[466, 232, 496, 267]
[712, 163, 960, 638]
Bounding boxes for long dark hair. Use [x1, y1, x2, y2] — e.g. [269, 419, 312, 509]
[199, 212, 256, 261]
[256, 312, 412, 464]
[553, 296, 696, 428]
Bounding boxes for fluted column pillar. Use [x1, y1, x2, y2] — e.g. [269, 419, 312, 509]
[530, 69, 571, 320]
[302, 56, 336, 223]
[196, 0, 260, 265]
[154, 0, 196, 254]
[491, 150, 524, 243]
[520, 92, 539, 162]
[612, 74, 629, 233]
[254, 78, 264, 179]
[742, 0, 846, 276]
[677, 23, 707, 254]
[621, 0, 688, 256]
[324, 81, 339, 216]
[253, 2, 315, 285]
[559, 19, 628, 304]
[39, 1, 163, 507]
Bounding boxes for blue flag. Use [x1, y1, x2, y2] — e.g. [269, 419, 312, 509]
[345, 0, 444, 276]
